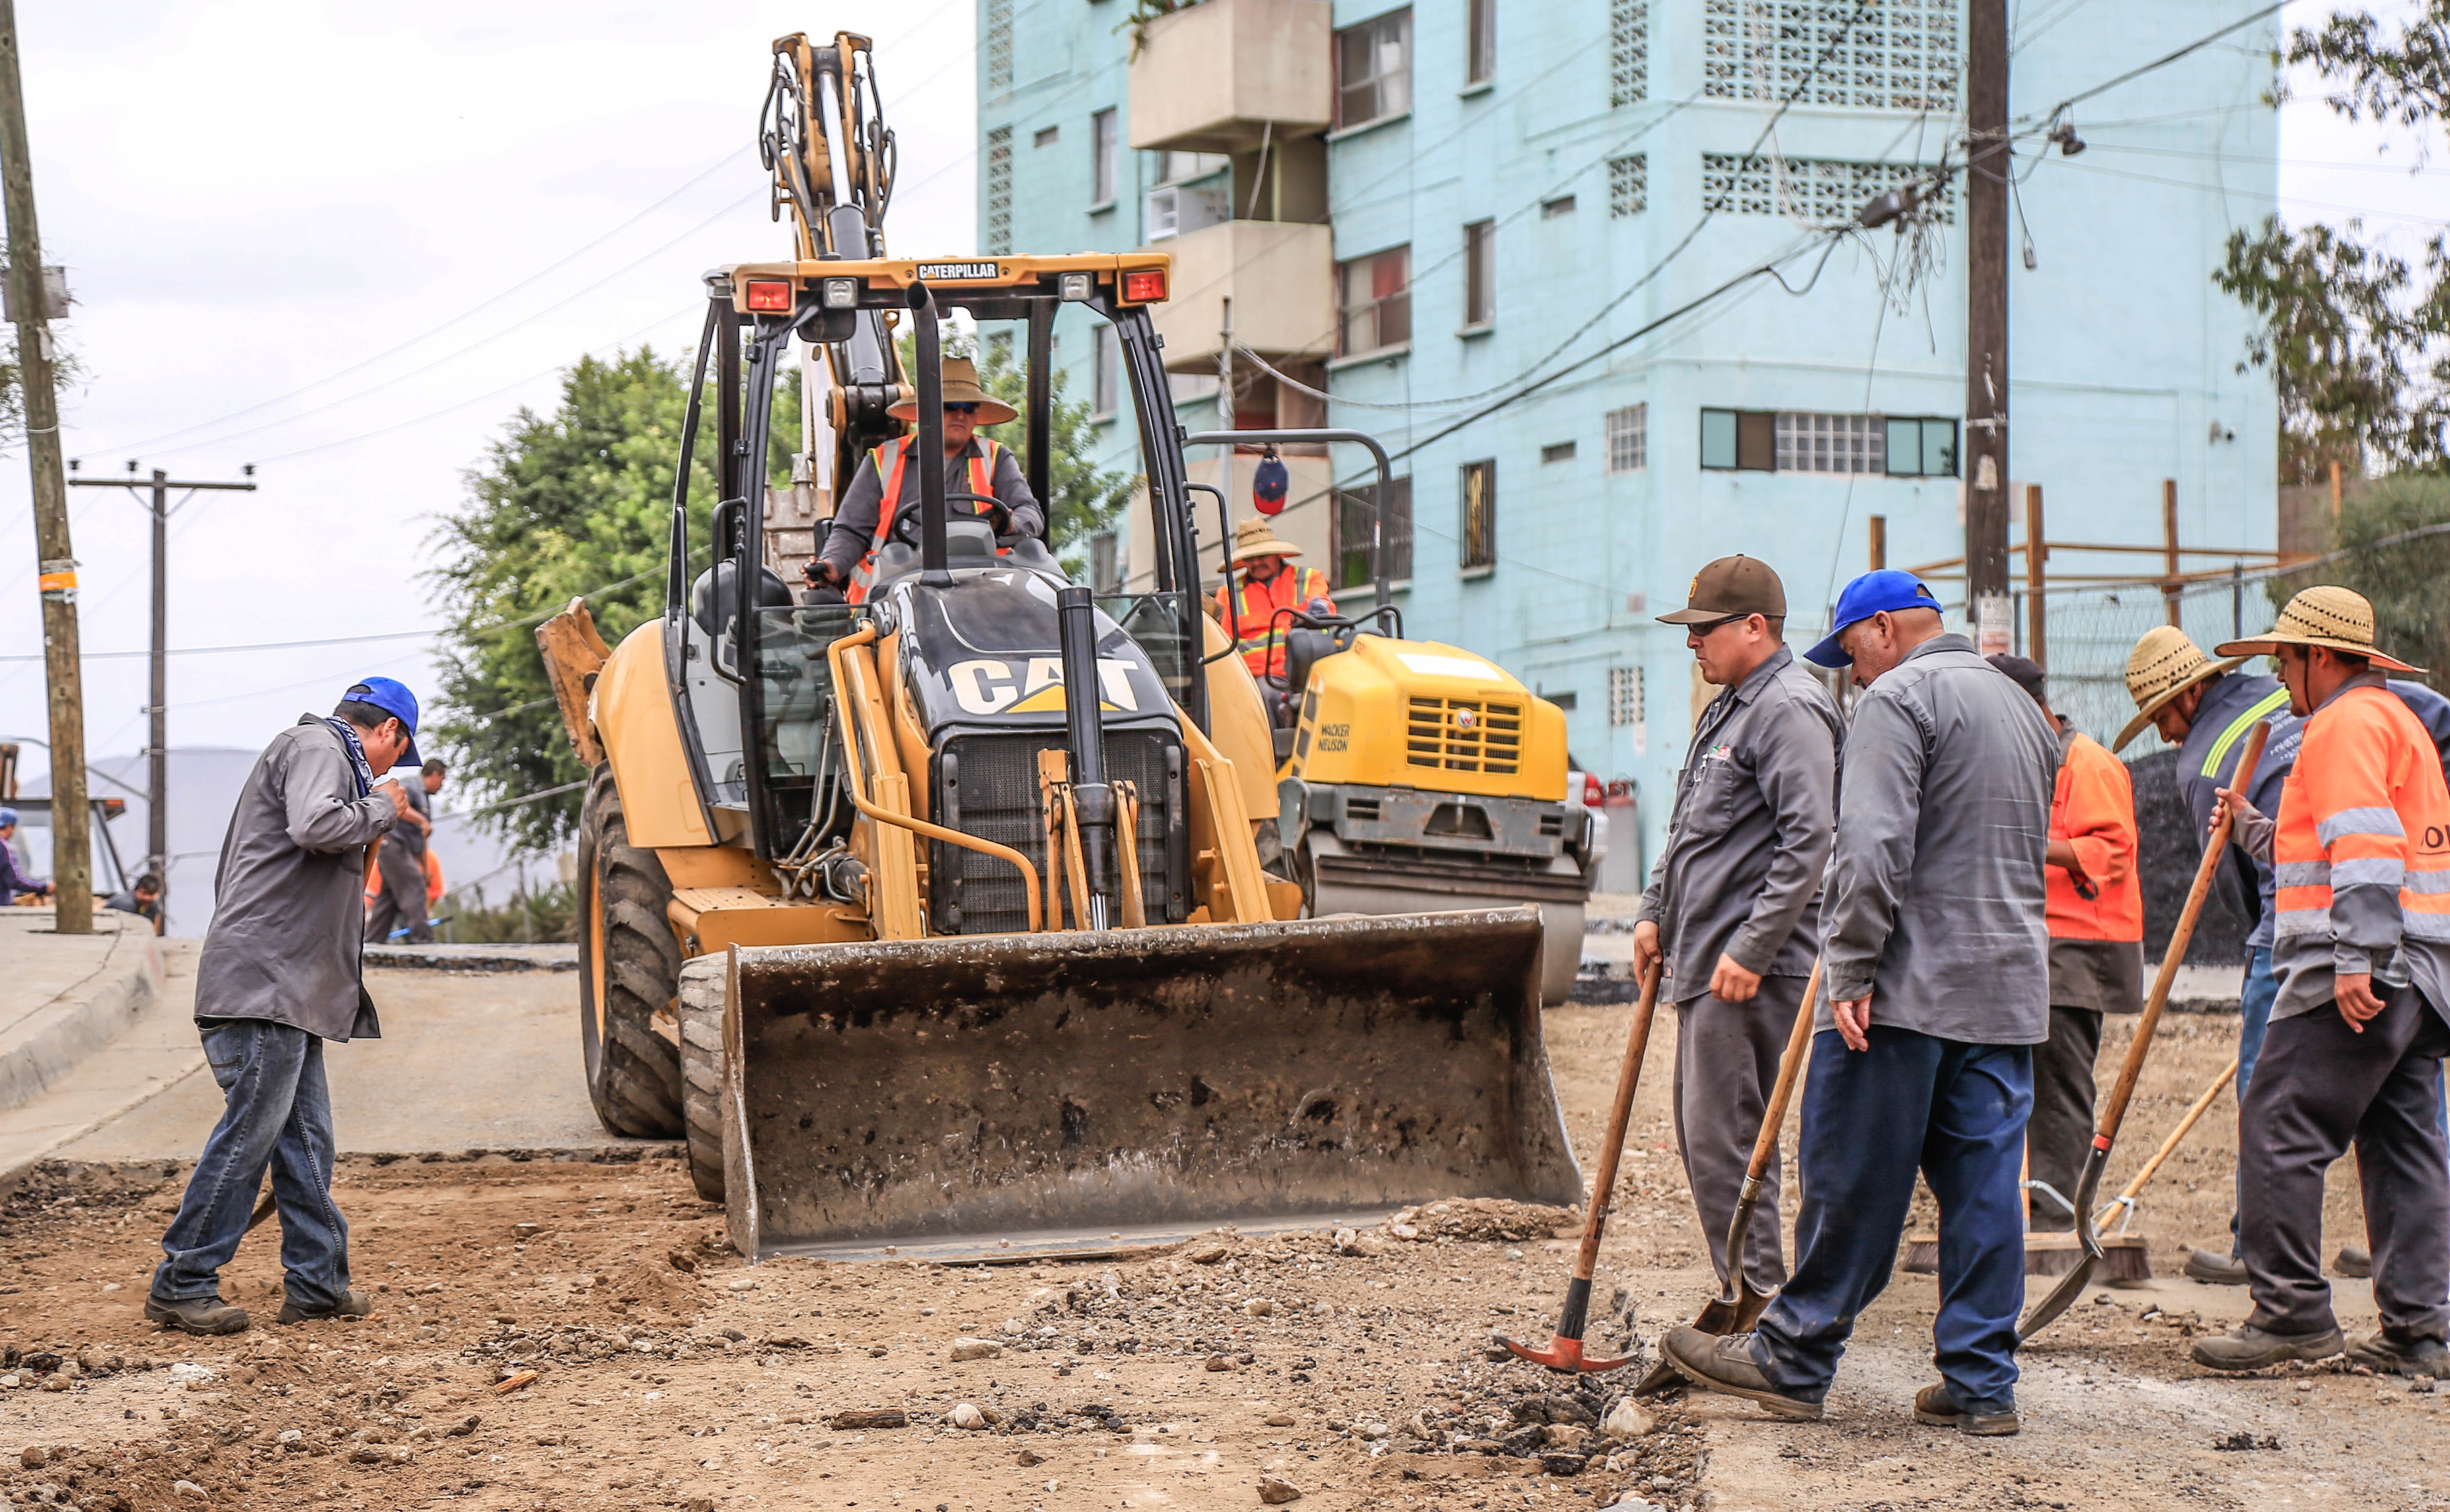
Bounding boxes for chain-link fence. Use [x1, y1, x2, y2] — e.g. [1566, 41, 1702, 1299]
[2033, 572, 2279, 756]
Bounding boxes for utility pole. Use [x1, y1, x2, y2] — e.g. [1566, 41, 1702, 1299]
[0, 0, 88, 932]
[2023, 483, 2046, 671]
[1963, 0, 2011, 656]
[68, 462, 257, 880]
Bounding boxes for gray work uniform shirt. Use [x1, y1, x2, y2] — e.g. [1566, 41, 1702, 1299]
[1637, 645, 1843, 1000]
[388, 777, 432, 861]
[817, 437, 1044, 578]
[1818, 634, 2058, 1044]
[194, 717, 396, 1041]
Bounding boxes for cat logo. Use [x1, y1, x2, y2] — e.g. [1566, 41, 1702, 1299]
[947, 657, 1143, 717]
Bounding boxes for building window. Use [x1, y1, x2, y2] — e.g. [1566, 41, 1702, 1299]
[1462, 221, 1494, 330]
[1332, 476, 1413, 589]
[1776, 412, 1884, 474]
[985, 0, 1014, 95]
[984, 126, 1014, 256]
[1336, 9, 1412, 130]
[1700, 154, 1954, 224]
[1700, 408, 1775, 472]
[1090, 532, 1121, 595]
[1606, 405, 1647, 472]
[1609, 665, 1645, 728]
[1884, 416, 1959, 477]
[1090, 109, 1118, 204]
[1702, 0, 1958, 111]
[1541, 441, 1577, 465]
[1541, 195, 1576, 219]
[1093, 324, 1120, 418]
[1609, 155, 1647, 217]
[1459, 459, 1497, 572]
[1033, 125, 1059, 149]
[1609, 0, 1648, 107]
[1467, 0, 1497, 84]
[1337, 245, 1411, 355]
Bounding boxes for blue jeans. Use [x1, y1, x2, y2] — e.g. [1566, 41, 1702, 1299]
[1753, 1027, 2033, 1412]
[152, 1020, 351, 1307]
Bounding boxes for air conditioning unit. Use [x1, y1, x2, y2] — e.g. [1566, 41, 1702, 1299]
[1144, 181, 1230, 242]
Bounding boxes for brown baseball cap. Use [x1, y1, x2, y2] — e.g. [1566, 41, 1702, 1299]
[1657, 555, 1786, 625]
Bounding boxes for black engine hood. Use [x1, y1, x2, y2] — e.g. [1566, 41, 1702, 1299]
[885, 570, 1177, 741]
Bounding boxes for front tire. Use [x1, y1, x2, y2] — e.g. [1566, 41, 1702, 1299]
[676, 956, 726, 1203]
[576, 764, 684, 1138]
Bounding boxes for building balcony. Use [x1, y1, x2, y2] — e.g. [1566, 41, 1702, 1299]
[1128, 0, 1333, 155]
[1144, 219, 1335, 373]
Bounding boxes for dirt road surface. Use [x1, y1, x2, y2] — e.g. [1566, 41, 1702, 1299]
[0, 971, 2442, 1511]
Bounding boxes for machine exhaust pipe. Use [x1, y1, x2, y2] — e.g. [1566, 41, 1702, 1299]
[1056, 585, 1117, 927]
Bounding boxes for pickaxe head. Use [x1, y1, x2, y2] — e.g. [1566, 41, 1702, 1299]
[1495, 1331, 1637, 1375]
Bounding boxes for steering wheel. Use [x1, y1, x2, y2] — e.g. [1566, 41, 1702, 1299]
[889, 490, 1006, 549]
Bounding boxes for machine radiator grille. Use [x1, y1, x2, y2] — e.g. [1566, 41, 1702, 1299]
[929, 731, 1188, 936]
[1405, 698, 1523, 775]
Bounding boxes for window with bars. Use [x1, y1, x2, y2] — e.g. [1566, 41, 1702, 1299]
[985, 0, 1014, 95]
[1091, 109, 1118, 204]
[1609, 0, 1648, 107]
[1698, 153, 1953, 224]
[984, 127, 1014, 255]
[1609, 154, 1647, 217]
[1463, 221, 1494, 329]
[1332, 476, 1413, 589]
[1701, 0, 1959, 111]
[1337, 245, 1411, 355]
[1775, 412, 1884, 474]
[1609, 665, 1645, 728]
[1467, 0, 1497, 83]
[1459, 459, 1497, 572]
[1336, 9, 1412, 129]
[1606, 404, 1647, 473]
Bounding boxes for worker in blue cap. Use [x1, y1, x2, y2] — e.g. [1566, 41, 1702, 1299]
[1661, 570, 2058, 1435]
[148, 677, 424, 1335]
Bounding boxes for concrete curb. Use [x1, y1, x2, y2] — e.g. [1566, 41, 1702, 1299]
[28, 1142, 686, 1188]
[0, 914, 165, 1115]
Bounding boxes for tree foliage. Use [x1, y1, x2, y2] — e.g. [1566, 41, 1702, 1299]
[2283, 470, 2450, 691]
[2288, 5, 2450, 135]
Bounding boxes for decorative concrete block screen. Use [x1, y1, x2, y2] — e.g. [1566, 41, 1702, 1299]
[1701, 0, 1959, 112]
[1610, 0, 1648, 108]
[1699, 153, 1956, 225]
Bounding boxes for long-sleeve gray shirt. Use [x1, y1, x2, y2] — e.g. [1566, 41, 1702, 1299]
[194, 717, 396, 1041]
[1637, 645, 1842, 998]
[1818, 633, 2058, 1045]
[817, 437, 1043, 577]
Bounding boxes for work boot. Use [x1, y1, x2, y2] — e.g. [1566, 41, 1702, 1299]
[2183, 1248, 2248, 1285]
[1657, 1328, 1824, 1421]
[1912, 1382, 2020, 1436]
[2190, 1323, 2344, 1372]
[2344, 1328, 2450, 1379]
[2333, 1244, 2373, 1278]
[144, 1294, 249, 1336]
[277, 1289, 375, 1325]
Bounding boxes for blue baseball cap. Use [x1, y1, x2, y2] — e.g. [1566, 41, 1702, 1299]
[1804, 570, 1945, 667]
[343, 677, 422, 770]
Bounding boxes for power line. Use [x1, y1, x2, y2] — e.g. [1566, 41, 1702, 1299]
[0, 627, 435, 665]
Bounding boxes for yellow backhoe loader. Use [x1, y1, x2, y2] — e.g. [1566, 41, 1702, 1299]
[533, 32, 1580, 1262]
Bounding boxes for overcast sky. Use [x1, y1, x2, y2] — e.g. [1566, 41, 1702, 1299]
[3, 0, 2447, 804]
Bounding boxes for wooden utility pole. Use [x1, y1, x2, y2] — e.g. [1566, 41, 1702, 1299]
[2024, 483, 2046, 671]
[69, 464, 257, 880]
[2162, 478, 2181, 627]
[1964, 0, 2011, 655]
[1868, 514, 1887, 571]
[0, 0, 88, 931]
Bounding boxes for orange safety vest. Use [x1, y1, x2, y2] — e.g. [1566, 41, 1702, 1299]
[2046, 729, 2143, 943]
[1215, 565, 1333, 679]
[2272, 682, 2450, 967]
[846, 437, 1004, 604]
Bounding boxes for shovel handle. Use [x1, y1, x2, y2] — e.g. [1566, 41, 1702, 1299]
[2093, 1054, 2237, 1228]
[1572, 962, 1664, 1283]
[2095, 721, 2266, 1149]
[1745, 959, 1823, 1184]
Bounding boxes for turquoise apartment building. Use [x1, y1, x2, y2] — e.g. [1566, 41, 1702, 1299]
[970, 0, 2278, 876]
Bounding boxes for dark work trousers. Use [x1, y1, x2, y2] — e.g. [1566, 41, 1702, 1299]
[2025, 1006, 2104, 1232]
[2238, 985, 2450, 1341]
[362, 836, 430, 944]
[1671, 975, 1809, 1291]
[1753, 1027, 2033, 1411]
[152, 1020, 351, 1308]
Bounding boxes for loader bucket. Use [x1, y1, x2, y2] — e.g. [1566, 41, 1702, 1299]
[717, 905, 1581, 1261]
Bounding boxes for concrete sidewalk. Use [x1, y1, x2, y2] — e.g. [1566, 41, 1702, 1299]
[0, 924, 196, 1189]
[0, 909, 166, 1113]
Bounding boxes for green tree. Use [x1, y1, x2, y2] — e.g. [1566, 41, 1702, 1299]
[425, 347, 798, 852]
[2283, 471, 2450, 691]
[2288, 6, 2450, 136]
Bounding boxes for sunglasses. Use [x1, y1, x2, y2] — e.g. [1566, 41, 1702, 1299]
[1688, 613, 1753, 636]
[944, 402, 981, 415]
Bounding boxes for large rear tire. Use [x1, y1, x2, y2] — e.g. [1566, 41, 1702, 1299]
[576, 764, 684, 1138]
[676, 956, 726, 1203]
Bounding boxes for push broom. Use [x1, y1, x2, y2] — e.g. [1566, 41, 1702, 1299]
[1497, 962, 1663, 1374]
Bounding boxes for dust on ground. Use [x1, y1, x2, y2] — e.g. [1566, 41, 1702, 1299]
[0, 1003, 2440, 1512]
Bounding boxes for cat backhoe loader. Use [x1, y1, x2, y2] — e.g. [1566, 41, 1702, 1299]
[533, 32, 1579, 1262]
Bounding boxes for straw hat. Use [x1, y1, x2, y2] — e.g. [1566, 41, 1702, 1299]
[886, 355, 1018, 425]
[1230, 514, 1301, 565]
[2112, 626, 2248, 753]
[2215, 584, 2425, 674]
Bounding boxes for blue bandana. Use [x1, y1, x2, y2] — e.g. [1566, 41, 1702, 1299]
[323, 718, 376, 797]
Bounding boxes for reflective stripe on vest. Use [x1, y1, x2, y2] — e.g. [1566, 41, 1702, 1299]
[2201, 688, 2290, 780]
[2269, 683, 2450, 948]
[1220, 567, 1330, 674]
[845, 437, 1002, 604]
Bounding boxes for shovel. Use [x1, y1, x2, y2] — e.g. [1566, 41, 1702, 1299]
[1499, 962, 1663, 1374]
[2019, 720, 2268, 1341]
[1634, 959, 1822, 1396]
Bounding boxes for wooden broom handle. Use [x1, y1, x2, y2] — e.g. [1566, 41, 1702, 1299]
[2094, 1055, 2237, 1227]
[1573, 963, 1662, 1282]
[1744, 959, 1823, 1184]
[2095, 720, 2268, 1147]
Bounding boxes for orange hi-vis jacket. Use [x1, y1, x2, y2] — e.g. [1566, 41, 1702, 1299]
[845, 436, 1005, 604]
[1216, 565, 1334, 679]
[2047, 727, 2143, 943]
[2269, 674, 2450, 1020]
